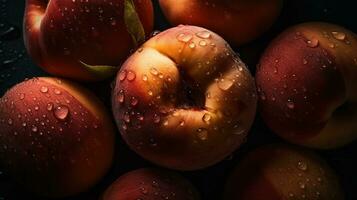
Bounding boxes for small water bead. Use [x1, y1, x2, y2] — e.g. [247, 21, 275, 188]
[123, 112, 130, 123]
[119, 70, 127, 81]
[47, 103, 54, 111]
[202, 113, 211, 123]
[303, 58, 308, 65]
[130, 97, 139, 106]
[31, 126, 38, 133]
[199, 40, 207, 46]
[306, 38, 319, 48]
[19, 93, 25, 100]
[197, 128, 208, 141]
[142, 74, 148, 82]
[7, 118, 12, 125]
[218, 79, 233, 91]
[153, 114, 161, 123]
[196, 31, 211, 39]
[287, 99, 295, 109]
[40, 86, 48, 93]
[148, 90, 153, 96]
[189, 42, 196, 49]
[163, 120, 169, 126]
[297, 161, 308, 171]
[177, 33, 193, 43]
[118, 90, 125, 103]
[54, 89, 61, 95]
[331, 31, 346, 41]
[127, 70, 136, 81]
[150, 68, 159, 76]
[54, 105, 69, 121]
[179, 120, 185, 126]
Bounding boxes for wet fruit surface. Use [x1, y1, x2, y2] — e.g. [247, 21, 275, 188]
[0, 0, 357, 200]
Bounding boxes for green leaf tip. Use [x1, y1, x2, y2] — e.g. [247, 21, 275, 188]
[79, 61, 117, 79]
[124, 0, 146, 47]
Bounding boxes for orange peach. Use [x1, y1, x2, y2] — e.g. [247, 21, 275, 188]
[256, 22, 357, 149]
[112, 25, 257, 170]
[159, 0, 283, 46]
[102, 168, 200, 200]
[0, 77, 115, 198]
[224, 144, 344, 200]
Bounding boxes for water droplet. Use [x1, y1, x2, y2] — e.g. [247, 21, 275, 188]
[123, 112, 130, 123]
[127, 70, 136, 81]
[287, 100, 295, 109]
[54, 89, 61, 95]
[19, 93, 25, 100]
[54, 105, 69, 121]
[153, 114, 161, 123]
[130, 97, 138, 106]
[40, 86, 48, 93]
[299, 182, 306, 189]
[119, 70, 127, 81]
[199, 40, 207, 46]
[218, 79, 233, 91]
[303, 59, 308, 65]
[148, 90, 153, 96]
[196, 31, 211, 39]
[329, 43, 335, 48]
[177, 33, 193, 43]
[47, 103, 54, 111]
[118, 90, 125, 103]
[297, 161, 308, 171]
[331, 31, 346, 41]
[189, 42, 196, 49]
[163, 120, 169, 126]
[197, 128, 208, 140]
[202, 113, 211, 123]
[7, 118, 13, 125]
[306, 38, 319, 48]
[150, 68, 159, 76]
[31, 126, 38, 132]
[142, 74, 148, 81]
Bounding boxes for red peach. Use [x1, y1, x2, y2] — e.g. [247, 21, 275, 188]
[224, 144, 344, 200]
[159, 0, 283, 46]
[256, 22, 357, 149]
[102, 168, 200, 200]
[0, 77, 115, 198]
[24, 0, 154, 81]
[112, 25, 257, 170]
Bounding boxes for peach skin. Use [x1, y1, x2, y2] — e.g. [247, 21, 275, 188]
[112, 25, 257, 170]
[0, 77, 115, 198]
[256, 22, 357, 149]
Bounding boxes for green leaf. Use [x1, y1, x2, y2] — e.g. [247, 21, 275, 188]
[124, 0, 146, 47]
[79, 61, 117, 79]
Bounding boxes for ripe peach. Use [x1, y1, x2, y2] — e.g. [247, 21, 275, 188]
[24, 0, 154, 81]
[112, 25, 257, 170]
[224, 144, 344, 200]
[159, 0, 283, 46]
[0, 77, 115, 198]
[256, 22, 357, 149]
[102, 168, 200, 200]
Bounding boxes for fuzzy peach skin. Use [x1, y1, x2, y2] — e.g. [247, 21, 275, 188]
[159, 0, 283, 46]
[0, 77, 115, 198]
[24, 0, 153, 81]
[224, 144, 344, 200]
[256, 22, 357, 149]
[102, 168, 200, 200]
[112, 25, 257, 170]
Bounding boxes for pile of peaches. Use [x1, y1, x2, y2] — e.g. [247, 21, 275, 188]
[0, 0, 356, 199]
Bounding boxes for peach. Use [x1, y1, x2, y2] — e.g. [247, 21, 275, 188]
[256, 22, 357, 149]
[112, 25, 257, 170]
[0, 77, 115, 198]
[159, 0, 283, 46]
[224, 144, 344, 200]
[24, 0, 154, 81]
[102, 168, 200, 200]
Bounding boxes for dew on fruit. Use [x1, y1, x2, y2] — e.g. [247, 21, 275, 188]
[142, 74, 148, 81]
[54, 89, 61, 95]
[287, 99, 295, 109]
[119, 70, 127, 82]
[189, 42, 196, 49]
[31, 126, 38, 133]
[331, 31, 346, 41]
[196, 31, 211, 39]
[19, 93, 25, 100]
[123, 112, 130, 123]
[7, 118, 12, 125]
[179, 120, 185, 126]
[303, 58, 308, 65]
[150, 67, 159, 76]
[177, 33, 193, 43]
[199, 40, 207, 46]
[202, 113, 211, 123]
[163, 120, 169, 126]
[197, 128, 208, 141]
[153, 114, 161, 123]
[306, 38, 319, 48]
[130, 96, 139, 106]
[40, 86, 48, 93]
[148, 90, 153, 96]
[297, 161, 308, 171]
[54, 105, 69, 121]
[127, 70, 136, 81]
[118, 89, 125, 103]
[47, 102, 54, 111]
[218, 79, 233, 91]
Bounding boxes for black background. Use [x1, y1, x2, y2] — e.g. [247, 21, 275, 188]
[0, 0, 357, 199]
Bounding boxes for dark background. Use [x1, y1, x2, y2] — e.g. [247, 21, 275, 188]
[1, 0, 356, 199]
